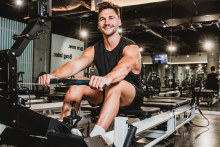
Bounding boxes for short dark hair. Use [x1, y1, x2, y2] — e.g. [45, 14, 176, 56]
[211, 66, 215, 71]
[96, 1, 120, 17]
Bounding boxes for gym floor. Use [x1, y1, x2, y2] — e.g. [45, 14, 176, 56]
[135, 102, 220, 147]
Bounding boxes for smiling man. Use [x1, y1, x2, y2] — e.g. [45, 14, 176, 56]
[38, 1, 143, 137]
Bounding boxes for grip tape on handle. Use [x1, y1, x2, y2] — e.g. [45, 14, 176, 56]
[50, 78, 106, 89]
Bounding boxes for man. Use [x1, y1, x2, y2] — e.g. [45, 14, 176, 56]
[39, 1, 143, 137]
[205, 66, 219, 92]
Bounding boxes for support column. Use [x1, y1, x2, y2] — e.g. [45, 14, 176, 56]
[174, 65, 178, 80]
[207, 37, 220, 74]
[33, 21, 51, 85]
[159, 64, 166, 87]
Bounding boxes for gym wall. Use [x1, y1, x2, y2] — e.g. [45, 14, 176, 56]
[50, 33, 84, 77]
[0, 17, 33, 89]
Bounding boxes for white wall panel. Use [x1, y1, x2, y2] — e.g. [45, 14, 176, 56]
[51, 34, 84, 77]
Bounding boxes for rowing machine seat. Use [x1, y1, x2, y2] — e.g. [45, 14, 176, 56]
[81, 104, 160, 123]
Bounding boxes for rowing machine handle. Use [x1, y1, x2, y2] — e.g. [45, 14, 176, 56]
[50, 78, 106, 89]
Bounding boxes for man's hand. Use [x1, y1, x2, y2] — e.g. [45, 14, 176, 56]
[38, 74, 57, 87]
[89, 76, 112, 91]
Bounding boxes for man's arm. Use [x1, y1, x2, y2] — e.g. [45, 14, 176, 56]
[51, 46, 94, 78]
[39, 46, 94, 86]
[89, 45, 141, 90]
[105, 45, 141, 83]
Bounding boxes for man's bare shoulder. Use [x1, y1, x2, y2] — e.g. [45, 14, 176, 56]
[84, 46, 95, 52]
[123, 44, 140, 56]
[122, 44, 142, 73]
[83, 46, 95, 55]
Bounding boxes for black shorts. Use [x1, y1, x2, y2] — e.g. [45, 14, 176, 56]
[120, 85, 144, 110]
[89, 85, 144, 109]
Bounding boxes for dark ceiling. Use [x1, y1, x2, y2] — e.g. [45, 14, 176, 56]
[0, 0, 220, 56]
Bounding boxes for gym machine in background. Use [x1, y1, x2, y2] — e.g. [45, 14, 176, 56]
[0, 0, 51, 102]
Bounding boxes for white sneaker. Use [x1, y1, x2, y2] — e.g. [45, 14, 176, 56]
[71, 128, 83, 136]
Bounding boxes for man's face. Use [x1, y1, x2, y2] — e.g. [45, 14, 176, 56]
[98, 8, 121, 36]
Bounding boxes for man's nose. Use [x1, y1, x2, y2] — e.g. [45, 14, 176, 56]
[105, 19, 110, 25]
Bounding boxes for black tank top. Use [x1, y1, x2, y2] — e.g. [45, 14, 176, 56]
[206, 73, 219, 90]
[94, 36, 142, 89]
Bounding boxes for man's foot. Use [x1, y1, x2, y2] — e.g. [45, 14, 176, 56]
[71, 128, 83, 136]
[90, 125, 106, 137]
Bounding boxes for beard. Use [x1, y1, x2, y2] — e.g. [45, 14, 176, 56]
[100, 25, 118, 36]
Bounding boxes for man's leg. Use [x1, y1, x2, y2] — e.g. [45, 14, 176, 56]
[96, 80, 136, 131]
[59, 85, 103, 120]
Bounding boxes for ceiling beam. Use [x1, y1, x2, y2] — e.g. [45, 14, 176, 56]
[108, 0, 168, 7]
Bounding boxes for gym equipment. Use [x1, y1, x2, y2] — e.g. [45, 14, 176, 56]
[195, 89, 219, 106]
[0, 75, 195, 147]
[0, 3, 90, 145]
[158, 88, 181, 97]
[144, 72, 161, 97]
[80, 97, 195, 146]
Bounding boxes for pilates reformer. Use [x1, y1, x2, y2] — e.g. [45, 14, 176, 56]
[144, 72, 181, 98]
[158, 88, 181, 97]
[195, 89, 219, 106]
[80, 94, 195, 147]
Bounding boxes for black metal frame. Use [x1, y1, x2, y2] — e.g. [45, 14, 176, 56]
[0, 16, 81, 147]
[0, 18, 57, 133]
[0, 18, 46, 103]
[0, 1, 95, 146]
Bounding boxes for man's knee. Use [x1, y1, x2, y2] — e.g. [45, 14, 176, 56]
[64, 85, 86, 102]
[68, 85, 85, 92]
[108, 82, 122, 92]
[106, 81, 136, 104]
[107, 81, 128, 96]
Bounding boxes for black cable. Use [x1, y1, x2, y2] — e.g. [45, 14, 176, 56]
[189, 107, 210, 127]
[189, 72, 210, 127]
[194, 127, 210, 140]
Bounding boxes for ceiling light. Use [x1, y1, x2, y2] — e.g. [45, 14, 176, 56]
[186, 66, 190, 70]
[16, 0, 23, 6]
[186, 55, 189, 58]
[80, 30, 87, 38]
[168, 45, 176, 51]
[23, 16, 30, 20]
[139, 47, 143, 52]
[203, 41, 213, 50]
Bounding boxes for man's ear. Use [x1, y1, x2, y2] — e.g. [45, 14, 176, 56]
[119, 18, 122, 26]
